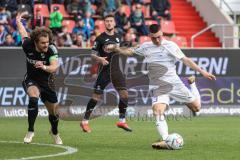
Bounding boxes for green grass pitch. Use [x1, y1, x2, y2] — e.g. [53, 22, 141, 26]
[0, 116, 240, 160]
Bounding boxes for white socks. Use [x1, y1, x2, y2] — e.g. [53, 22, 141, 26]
[119, 118, 126, 123]
[156, 115, 168, 140]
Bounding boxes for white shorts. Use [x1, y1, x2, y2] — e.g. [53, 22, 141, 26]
[151, 83, 196, 106]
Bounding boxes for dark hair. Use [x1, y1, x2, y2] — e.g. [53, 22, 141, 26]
[30, 26, 53, 43]
[149, 24, 161, 34]
[104, 14, 115, 20]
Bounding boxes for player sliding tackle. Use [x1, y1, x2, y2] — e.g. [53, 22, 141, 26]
[106, 24, 216, 149]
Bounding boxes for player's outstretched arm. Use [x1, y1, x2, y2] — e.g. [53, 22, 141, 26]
[16, 12, 28, 38]
[107, 44, 135, 56]
[182, 56, 216, 80]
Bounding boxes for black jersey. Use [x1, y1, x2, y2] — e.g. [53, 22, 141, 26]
[92, 32, 121, 61]
[22, 37, 58, 85]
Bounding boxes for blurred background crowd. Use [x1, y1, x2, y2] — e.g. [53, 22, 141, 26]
[0, 0, 176, 48]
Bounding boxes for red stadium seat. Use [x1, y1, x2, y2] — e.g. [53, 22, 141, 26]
[171, 36, 188, 47]
[122, 5, 131, 17]
[143, 0, 151, 4]
[62, 20, 76, 33]
[51, 4, 70, 18]
[34, 4, 49, 17]
[95, 20, 105, 33]
[161, 20, 176, 34]
[139, 36, 151, 43]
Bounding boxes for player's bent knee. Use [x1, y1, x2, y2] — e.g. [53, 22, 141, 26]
[92, 93, 101, 101]
[118, 90, 128, 99]
[152, 103, 167, 116]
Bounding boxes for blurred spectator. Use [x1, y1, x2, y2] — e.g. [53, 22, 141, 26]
[49, 6, 63, 35]
[5, 0, 18, 17]
[17, 0, 33, 8]
[100, 0, 122, 17]
[0, 24, 8, 45]
[115, 5, 130, 34]
[0, 5, 10, 25]
[71, 33, 77, 44]
[88, 33, 96, 47]
[72, 18, 88, 39]
[58, 26, 73, 47]
[124, 0, 143, 8]
[33, 8, 45, 28]
[123, 32, 137, 47]
[79, 0, 94, 15]
[17, 0, 33, 15]
[67, 0, 81, 16]
[83, 11, 94, 39]
[56, 35, 65, 47]
[72, 33, 86, 47]
[93, 25, 101, 36]
[129, 3, 149, 36]
[1, 33, 16, 46]
[17, 4, 32, 15]
[7, 25, 21, 45]
[151, 0, 171, 24]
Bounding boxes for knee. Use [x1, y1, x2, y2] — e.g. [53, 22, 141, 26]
[92, 94, 101, 102]
[119, 91, 128, 99]
[152, 104, 167, 116]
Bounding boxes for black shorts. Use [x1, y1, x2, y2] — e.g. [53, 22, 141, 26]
[22, 78, 58, 103]
[94, 67, 126, 94]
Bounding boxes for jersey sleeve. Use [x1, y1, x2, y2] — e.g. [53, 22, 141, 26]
[133, 44, 147, 57]
[92, 37, 101, 55]
[165, 42, 185, 60]
[48, 44, 59, 62]
[22, 37, 32, 54]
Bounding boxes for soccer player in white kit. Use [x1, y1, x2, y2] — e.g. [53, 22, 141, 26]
[106, 24, 216, 149]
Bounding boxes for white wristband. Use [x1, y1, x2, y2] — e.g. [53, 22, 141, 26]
[43, 65, 47, 70]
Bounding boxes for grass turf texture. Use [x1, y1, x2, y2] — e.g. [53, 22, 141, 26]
[0, 116, 239, 160]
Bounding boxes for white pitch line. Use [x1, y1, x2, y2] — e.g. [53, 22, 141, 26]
[0, 140, 78, 160]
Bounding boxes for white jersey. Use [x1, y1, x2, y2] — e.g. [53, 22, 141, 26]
[133, 39, 196, 105]
[134, 39, 185, 84]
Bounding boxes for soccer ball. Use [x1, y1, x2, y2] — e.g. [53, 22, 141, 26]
[165, 133, 184, 150]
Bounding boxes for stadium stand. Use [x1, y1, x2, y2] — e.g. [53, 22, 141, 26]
[0, 0, 234, 48]
[51, 4, 70, 18]
[169, 0, 221, 47]
[62, 20, 76, 33]
[34, 4, 49, 17]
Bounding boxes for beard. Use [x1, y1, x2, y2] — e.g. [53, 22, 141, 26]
[106, 27, 114, 32]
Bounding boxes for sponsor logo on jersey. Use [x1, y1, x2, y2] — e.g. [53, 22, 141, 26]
[116, 37, 120, 43]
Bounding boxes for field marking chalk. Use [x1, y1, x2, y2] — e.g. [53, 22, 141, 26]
[0, 140, 78, 160]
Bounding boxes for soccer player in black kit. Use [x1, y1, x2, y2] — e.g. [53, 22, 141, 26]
[16, 12, 62, 144]
[80, 14, 132, 133]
